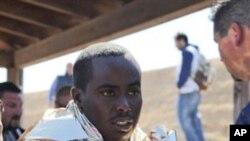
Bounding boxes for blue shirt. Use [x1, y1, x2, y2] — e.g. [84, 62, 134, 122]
[48, 74, 73, 102]
[236, 102, 250, 125]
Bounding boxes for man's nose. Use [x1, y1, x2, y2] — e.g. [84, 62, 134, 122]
[15, 107, 23, 116]
[116, 96, 131, 113]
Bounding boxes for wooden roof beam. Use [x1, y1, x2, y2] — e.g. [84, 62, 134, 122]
[0, 52, 14, 67]
[23, 0, 123, 18]
[0, 0, 86, 29]
[0, 40, 12, 51]
[21, 0, 90, 19]
[0, 28, 39, 42]
[15, 0, 213, 68]
[0, 16, 61, 39]
[0, 12, 59, 31]
[0, 29, 39, 49]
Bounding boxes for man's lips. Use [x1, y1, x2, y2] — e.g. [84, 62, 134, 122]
[12, 115, 21, 120]
[112, 117, 134, 133]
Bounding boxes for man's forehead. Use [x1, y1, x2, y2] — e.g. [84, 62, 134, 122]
[92, 55, 138, 69]
[90, 56, 140, 82]
[2, 91, 22, 100]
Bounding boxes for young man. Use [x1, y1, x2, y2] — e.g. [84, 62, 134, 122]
[0, 82, 24, 141]
[175, 33, 205, 141]
[213, 0, 250, 124]
[23, 43, 148, 141]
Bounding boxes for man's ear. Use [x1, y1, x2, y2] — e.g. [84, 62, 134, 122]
[228, 22, 243, 46]
[71, 87, 83, 110]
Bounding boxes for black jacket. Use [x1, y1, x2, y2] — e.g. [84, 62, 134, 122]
[3, 127, 25, 141]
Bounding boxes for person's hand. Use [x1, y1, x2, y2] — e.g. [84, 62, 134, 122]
[149, 125, 177, 141]
[149, 132, 161, 141]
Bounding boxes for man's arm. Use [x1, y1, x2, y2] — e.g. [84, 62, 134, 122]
[177, 50, 193, 89]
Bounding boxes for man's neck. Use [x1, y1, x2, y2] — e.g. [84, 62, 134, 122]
[104, 139, 130, 141]
[103, 137, 130, 141]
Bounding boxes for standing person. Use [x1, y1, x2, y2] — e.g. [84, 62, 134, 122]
[213, 0, 250, 124]
[48, 63, 74, 105]
[175, 33, 205, 141]
[0, 82, 24, 141]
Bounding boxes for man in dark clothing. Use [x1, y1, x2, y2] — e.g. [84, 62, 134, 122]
[213, 0, 250, 124]
[49, 63, 74, 105]
[0, 82, 24, 141]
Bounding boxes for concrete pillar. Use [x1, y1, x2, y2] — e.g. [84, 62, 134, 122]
[7, 67, 23, 89]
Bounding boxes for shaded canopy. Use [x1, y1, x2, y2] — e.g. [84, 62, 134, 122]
[0, 0, 212, 69]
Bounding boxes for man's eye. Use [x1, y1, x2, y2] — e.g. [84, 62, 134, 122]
[6, 103, 16, 108]
[128, 90, 141, 96]
[101, 91, 116, 97]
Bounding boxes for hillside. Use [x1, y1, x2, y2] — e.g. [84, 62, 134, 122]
[22, 59, 233, 141]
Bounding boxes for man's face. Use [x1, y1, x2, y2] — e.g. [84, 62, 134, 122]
[75, 55, 142, 141]
[175, 39, 186, 50]
[214, 26, 250, 81]
[1, 92, 23, 129]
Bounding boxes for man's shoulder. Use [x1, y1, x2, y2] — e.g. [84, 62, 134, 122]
[236, 103, 250, 124]
[242, 103, 250, 113]
[24, 108, 88, 140]
[57, 75, 73, 81]
[185, 45, 198, 54]
[181, 47, 193, 58]
[57, 75, 65, 79]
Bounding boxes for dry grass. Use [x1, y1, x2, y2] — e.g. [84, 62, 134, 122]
[22, 60, 233, 141]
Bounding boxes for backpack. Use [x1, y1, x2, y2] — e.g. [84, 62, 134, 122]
[191, 46, 216, 90]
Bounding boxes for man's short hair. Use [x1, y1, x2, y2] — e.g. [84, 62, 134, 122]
[73, 42, 131, 91]
[0, 82, 21, 98]
[175, 33, 188, 44]
[55, 86, 71, 107]
[213, 0, 250, 37]
[56, 86, 71, 100]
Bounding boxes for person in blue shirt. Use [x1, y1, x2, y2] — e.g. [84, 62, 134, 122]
[48, 63, 74, 105]
[175, 33, 205, 141]
[213, 0, 250, 124]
